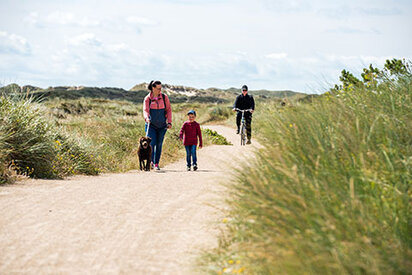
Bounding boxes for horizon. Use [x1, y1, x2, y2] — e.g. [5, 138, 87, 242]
[1, 0, 411, 94]
[3, 81, 304, 94]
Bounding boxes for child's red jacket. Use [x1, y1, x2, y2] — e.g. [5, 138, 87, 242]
[179, 121, 203, 147]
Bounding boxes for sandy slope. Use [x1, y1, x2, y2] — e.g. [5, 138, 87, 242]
[0, 125, 258, 275]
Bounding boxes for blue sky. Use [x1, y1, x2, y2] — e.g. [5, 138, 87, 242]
[0, 0, 411, 93]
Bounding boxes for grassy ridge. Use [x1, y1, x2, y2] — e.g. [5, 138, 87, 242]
[201, 78, 412, 274]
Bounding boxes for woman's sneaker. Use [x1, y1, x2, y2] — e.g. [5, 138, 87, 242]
[193, 165, 198, 171]
[154, 164, 160, 170]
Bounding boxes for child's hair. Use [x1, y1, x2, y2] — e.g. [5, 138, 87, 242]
[148, 80, 162, 91]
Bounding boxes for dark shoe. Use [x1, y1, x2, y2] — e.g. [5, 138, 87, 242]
[187, 166, 191, 171]
[193, 165, 198, 171]
[246, 139, 252, 144]
[236, 129, 240, 134]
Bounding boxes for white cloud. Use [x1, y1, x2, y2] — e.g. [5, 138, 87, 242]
[46, 11, 76, 25]
[0, 31, 31, 55]
[266, 53, 288, 60]
[262, 0, 312, 13]
[126, 16, 157, 26]
[24, 12, 40, 27]
[29, 11, 156, 33]
[325, 54, 393, 66]
[106, 43, 129, 52]
[69, 33, 102, 47]
[46, 11, 100, 27]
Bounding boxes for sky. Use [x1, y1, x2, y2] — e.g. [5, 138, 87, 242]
[0, 0, 411, 93]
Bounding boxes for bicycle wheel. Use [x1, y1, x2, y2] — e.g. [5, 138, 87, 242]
[240, 123, 247, 145]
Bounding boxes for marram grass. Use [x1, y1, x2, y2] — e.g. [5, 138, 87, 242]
[200, 78, 412, 274]
[0, 96, 98, 183]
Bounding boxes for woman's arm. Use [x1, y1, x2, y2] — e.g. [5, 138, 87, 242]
[143, 95, 151, 122]
[164, 94, 172, 124]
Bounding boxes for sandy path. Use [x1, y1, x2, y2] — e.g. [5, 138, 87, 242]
[0, 125, 258, 275]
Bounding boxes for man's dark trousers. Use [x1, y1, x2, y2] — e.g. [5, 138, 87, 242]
[236, 111, 252, 140]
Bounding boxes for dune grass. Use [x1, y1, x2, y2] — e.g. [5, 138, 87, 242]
[200, 77, 412, 274]
[0, 96, 98, 184]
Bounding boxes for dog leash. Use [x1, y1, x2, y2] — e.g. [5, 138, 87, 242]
[145, 122, 150, 137]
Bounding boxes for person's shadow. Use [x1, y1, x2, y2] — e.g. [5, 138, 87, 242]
[154, 169, 219, 173]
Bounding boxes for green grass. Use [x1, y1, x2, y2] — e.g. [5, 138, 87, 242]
[0, 96, 98, 184]
[203, 129, 232, 145]
[200, 77, 412, 274]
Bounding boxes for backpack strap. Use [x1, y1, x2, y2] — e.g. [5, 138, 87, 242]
[162, 93, 167, 110]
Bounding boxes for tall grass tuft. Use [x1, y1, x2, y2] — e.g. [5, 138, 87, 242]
[0, 95, 98, 183]
[201, 77, 412, 274]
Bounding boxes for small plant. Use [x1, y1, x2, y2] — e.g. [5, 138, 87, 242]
[203, 128, 232, 145]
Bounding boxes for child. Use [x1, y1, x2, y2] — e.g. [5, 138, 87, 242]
[179, 110, 203, 171]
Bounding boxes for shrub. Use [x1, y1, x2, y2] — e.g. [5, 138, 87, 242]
[203, 128, 232, 145]
[203, 105, 233, 123]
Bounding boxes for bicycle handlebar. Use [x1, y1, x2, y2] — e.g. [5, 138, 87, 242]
[234, 108, 253, 113]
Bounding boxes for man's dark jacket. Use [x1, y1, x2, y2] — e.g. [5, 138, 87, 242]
[233, 93, 255, 110]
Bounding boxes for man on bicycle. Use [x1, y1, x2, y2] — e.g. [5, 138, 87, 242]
[232, 85, 255, 144]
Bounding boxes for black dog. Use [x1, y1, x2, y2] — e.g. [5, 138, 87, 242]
[138, 136, 152, 171]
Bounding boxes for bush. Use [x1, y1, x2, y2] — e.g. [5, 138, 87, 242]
[200, 75, 412, 273]
[0, 96, 98, 183]
[203, 128, 231, 145]
[203, 105, 233, 123]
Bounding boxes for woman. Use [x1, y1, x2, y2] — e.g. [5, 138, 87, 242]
[143, 80, 172, 170]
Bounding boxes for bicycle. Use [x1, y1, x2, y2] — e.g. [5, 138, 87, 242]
[235, 108, 253, 146]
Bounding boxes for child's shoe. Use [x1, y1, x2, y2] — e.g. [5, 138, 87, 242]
[193, 165, 198, 171]
[154, 164, 160, 170]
